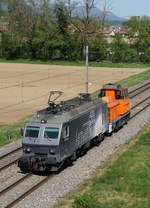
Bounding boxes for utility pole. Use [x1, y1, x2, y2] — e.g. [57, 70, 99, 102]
[86, 45, 88, 94]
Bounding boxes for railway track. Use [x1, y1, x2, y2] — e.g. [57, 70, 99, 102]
[1, 81, 150, 208]
[130, 96, 150, 119]
[0, 173, 33, 197]
[129, 81, 150, 98]
[5, 174, 54, 208]
[0, 148, 22, 172]
[0, 147, 22, 161]
[0, 172, 54, 208]
[1, 81, 150, 171]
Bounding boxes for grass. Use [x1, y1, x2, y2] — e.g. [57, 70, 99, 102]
[0, 58, 150, 68]
[90, 126, 150, 208]
[118, 69, 150, 88]
[0, 117, 27, 147]
[55, 126, 150, 208]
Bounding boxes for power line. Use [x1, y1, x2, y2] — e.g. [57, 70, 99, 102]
[0, 69, 42, 79]
[0, 92, 49, 111]
[0, 69, 82, 90]
[0, 78, 88, 113]
[0, 65, 100, 115]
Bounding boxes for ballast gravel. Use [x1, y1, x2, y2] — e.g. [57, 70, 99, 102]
[0, 139, 21, 157]
[1, 80, 150, 208]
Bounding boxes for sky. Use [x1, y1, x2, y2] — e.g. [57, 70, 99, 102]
[110, 0, 150, 18]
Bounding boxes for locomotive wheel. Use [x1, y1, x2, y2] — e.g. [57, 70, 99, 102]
[124, 117, 128, 125]
[70, 151, 77, 162]
[18, 160, 29, 173]
[107, 132, 112, 136]
[96, 134, 104, 145]
[53, 161, 65, 173]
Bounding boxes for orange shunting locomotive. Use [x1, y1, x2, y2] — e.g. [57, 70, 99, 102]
[99, 83, 130, 133]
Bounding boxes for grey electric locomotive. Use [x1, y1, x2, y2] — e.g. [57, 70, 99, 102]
[18, 91, 108, 172]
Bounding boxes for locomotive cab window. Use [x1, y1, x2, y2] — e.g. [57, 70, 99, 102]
[115, 90, 124, 99]
[62, 126, 69, 138]
[25, 126, 40, 138]
[99, 89, 106, 98]
[44, 127, 59, 139]
[124, 89, 129, 98]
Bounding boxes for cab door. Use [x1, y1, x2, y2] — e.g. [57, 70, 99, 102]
[61, 124, 70, 157]
[124, 89, 130, 112]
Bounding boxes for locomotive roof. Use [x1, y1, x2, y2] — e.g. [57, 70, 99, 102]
[102, 83, 127, 90]
[27, 94, 106, 124]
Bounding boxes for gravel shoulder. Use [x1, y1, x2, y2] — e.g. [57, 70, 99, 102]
[0, 139, 21, 158]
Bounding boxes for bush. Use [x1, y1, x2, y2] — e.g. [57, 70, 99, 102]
[110, 36, 138, 63]
[89, 36, 108, 61]
[124, 48, 139, 63]
[139, 47, 150, 63]
[110, 34, 137, 63]
[1, 32, 21, 59]
[72, 192, 102, 208]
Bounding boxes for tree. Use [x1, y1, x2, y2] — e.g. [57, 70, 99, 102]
[54, 1, 80, 60]
[100, 0, 112, 29]
[123, 16, 150, 62]
[89, 34, 108, 61]
[138, 17, 150, 62]
[57, 0, 112, 60]
[0, 0, 113, 62]
[2, 0, 59, 60]
[110, 34, 137, 63]
[0, 0, 6, 16]
[7, 0, 41, 58]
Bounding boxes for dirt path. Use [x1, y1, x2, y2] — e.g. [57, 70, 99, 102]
[0, 63, 147, 124]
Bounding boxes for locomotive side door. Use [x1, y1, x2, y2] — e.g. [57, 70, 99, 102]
[61, 124, 70, 157]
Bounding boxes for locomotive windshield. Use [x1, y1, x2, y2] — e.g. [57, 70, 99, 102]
[25, 126, 40, 138]
[44, 127, 59, 139]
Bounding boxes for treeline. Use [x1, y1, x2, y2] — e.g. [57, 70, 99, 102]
[0, 0, 150, 63]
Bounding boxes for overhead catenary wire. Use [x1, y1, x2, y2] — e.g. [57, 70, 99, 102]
[0, 69, 42, 80]
[0, 79, 86, 113]
[0, 68, 82, 90]
[0, 63, 102, 117]
[0, 92, 49, 111]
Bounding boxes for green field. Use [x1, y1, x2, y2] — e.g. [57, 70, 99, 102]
[55, 126, 150, 208]
[0, 117, 27, 147]
[0, 59, 150, 68]
[119, 69, 150, 87]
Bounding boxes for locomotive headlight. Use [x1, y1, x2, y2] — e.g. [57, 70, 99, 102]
[26, 147, 31, 153]
[49, 148, 56, 154]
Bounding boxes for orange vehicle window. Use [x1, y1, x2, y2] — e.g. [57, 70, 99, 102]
[99, 90, 106, 98]
[115, 90, 124, 99]
[115, 90, 121, 99]
[124, 90, 129, 98]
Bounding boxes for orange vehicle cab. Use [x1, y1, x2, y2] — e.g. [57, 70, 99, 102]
[99, 83, 130, 133]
